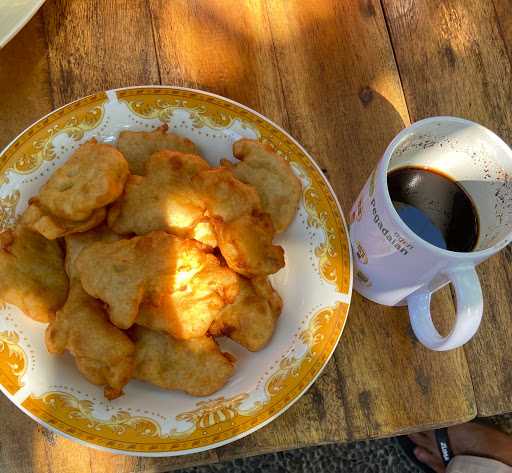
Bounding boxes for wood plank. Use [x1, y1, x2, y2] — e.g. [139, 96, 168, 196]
[334, 291, 475, 439]
[493, 0, 512, 64]
[0, 13, 53, 150]
[149, 0, 288, 128]
[216, 361, 347, 460]
[43, 0, 160, 106]
[382, 0, 512, 416]
[263, 0, 410, 211]
[260, 0, 475, 440]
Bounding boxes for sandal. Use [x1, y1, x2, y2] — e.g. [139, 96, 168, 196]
[397, 427, 454, 472]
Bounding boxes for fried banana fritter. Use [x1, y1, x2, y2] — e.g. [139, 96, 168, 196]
[213, 213, 284, 277]
[108, 150, 212, 243]
[37, 140, 128, 221]
[2, 127, 295, 400]
[195, 168, 284, 276]
[210, 276, 282, 351]
[47, 226, 132, 400]
[64, 225, 122, 279]
[117, 124, 199, 175]
[76, 231, 239, 332]
[21, 139, 128, 239]
[189, 219, 218, 248]
[21, 200, 106, 240]
[0, 226, 68, 322]
[136, 248, 239, 339]
[194, 168, 261, 222]
[229, 139, 301, 233]
[46, 282, 135, 399]
[132, 325, 234, 396]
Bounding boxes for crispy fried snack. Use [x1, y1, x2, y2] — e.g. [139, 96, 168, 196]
[117, 124, 199, 175]
[213, 214, 284, 277]
[38, 140, 128, 221]
[210, 276, 282, 351]
[21, 200, 106, 240]
[195, 169, 284, 276]
[51, 226, 132, 399]
[108, 150, 212, 242]
[76, 231, 239, 332]
[194, 168, 261, 222]
[0, 226, 68, 322]
[64, 225, 122, 279]
[46, 282, 135, 399]
[132, 325, 234, 396]
[136, 248, 238, 339]
[189, 219, 217, 248]
[21, 139, 128, 239]
[228, 139, 301, 233]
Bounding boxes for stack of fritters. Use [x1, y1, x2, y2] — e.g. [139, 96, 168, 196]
[0, 126, 301, 399]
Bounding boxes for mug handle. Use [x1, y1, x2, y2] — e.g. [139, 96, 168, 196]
[406, 266, 483, 351]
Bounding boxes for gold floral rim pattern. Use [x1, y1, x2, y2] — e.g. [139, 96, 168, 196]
[0, 191, 20, 230]
[0, 92, 107, 185]
[0, 330, 27, 395]
[21, 302, 348, 452]
[0, 87, 352, 454]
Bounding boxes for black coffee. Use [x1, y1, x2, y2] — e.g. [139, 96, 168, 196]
[387, 167, 478, 252]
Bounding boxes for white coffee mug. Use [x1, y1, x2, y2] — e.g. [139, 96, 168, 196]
[350, 117, 512, 351]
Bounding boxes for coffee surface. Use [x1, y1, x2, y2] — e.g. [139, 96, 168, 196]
[387, 167, 478, 252]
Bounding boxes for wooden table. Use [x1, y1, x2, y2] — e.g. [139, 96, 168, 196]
[1, 1, 511, 471]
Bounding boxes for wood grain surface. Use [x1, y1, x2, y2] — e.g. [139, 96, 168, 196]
[0, 14, 52, 149]
[381, 0, 512, 417]
[0, 0, 511, 471]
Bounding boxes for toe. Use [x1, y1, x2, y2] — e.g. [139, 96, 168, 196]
[408, 432, 438, 454]
[414, 446, 446, 473]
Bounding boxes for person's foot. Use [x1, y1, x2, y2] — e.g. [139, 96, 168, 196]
[408, 422, 512, 473]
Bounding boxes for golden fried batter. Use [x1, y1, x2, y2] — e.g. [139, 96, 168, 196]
[0, 226, 68, 322]
[21, 199, 106, 240]
[137, 249, 238, 339]
[108, 150, 210, 240]
[49, 226, 132, 399]
[76, 231, 239, 332]
[21, 139, 127, 239]
[189, 219, 218, 248]
[3, 126, 295, 400]
[213, 213, 285, 277]
[117, 124, 199, 175]
[132, 325, 234, 396]
[210, 276, 282, 351]
[38, 139, 129, 221]
[229, 139, 301, 233]
[194, 168, 261, 222]
[194, 168, 283, 276]
[64, 225, 122, 279]
[46, 282, 135, 399]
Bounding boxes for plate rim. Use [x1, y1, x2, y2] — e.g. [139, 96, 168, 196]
[0, 85, 353, 456]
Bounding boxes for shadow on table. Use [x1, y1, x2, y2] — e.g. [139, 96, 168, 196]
[158, 0, 408, 218]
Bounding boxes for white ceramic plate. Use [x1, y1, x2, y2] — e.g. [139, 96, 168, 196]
[0, 0, 45, 49]
[0, 86, 352, 456]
